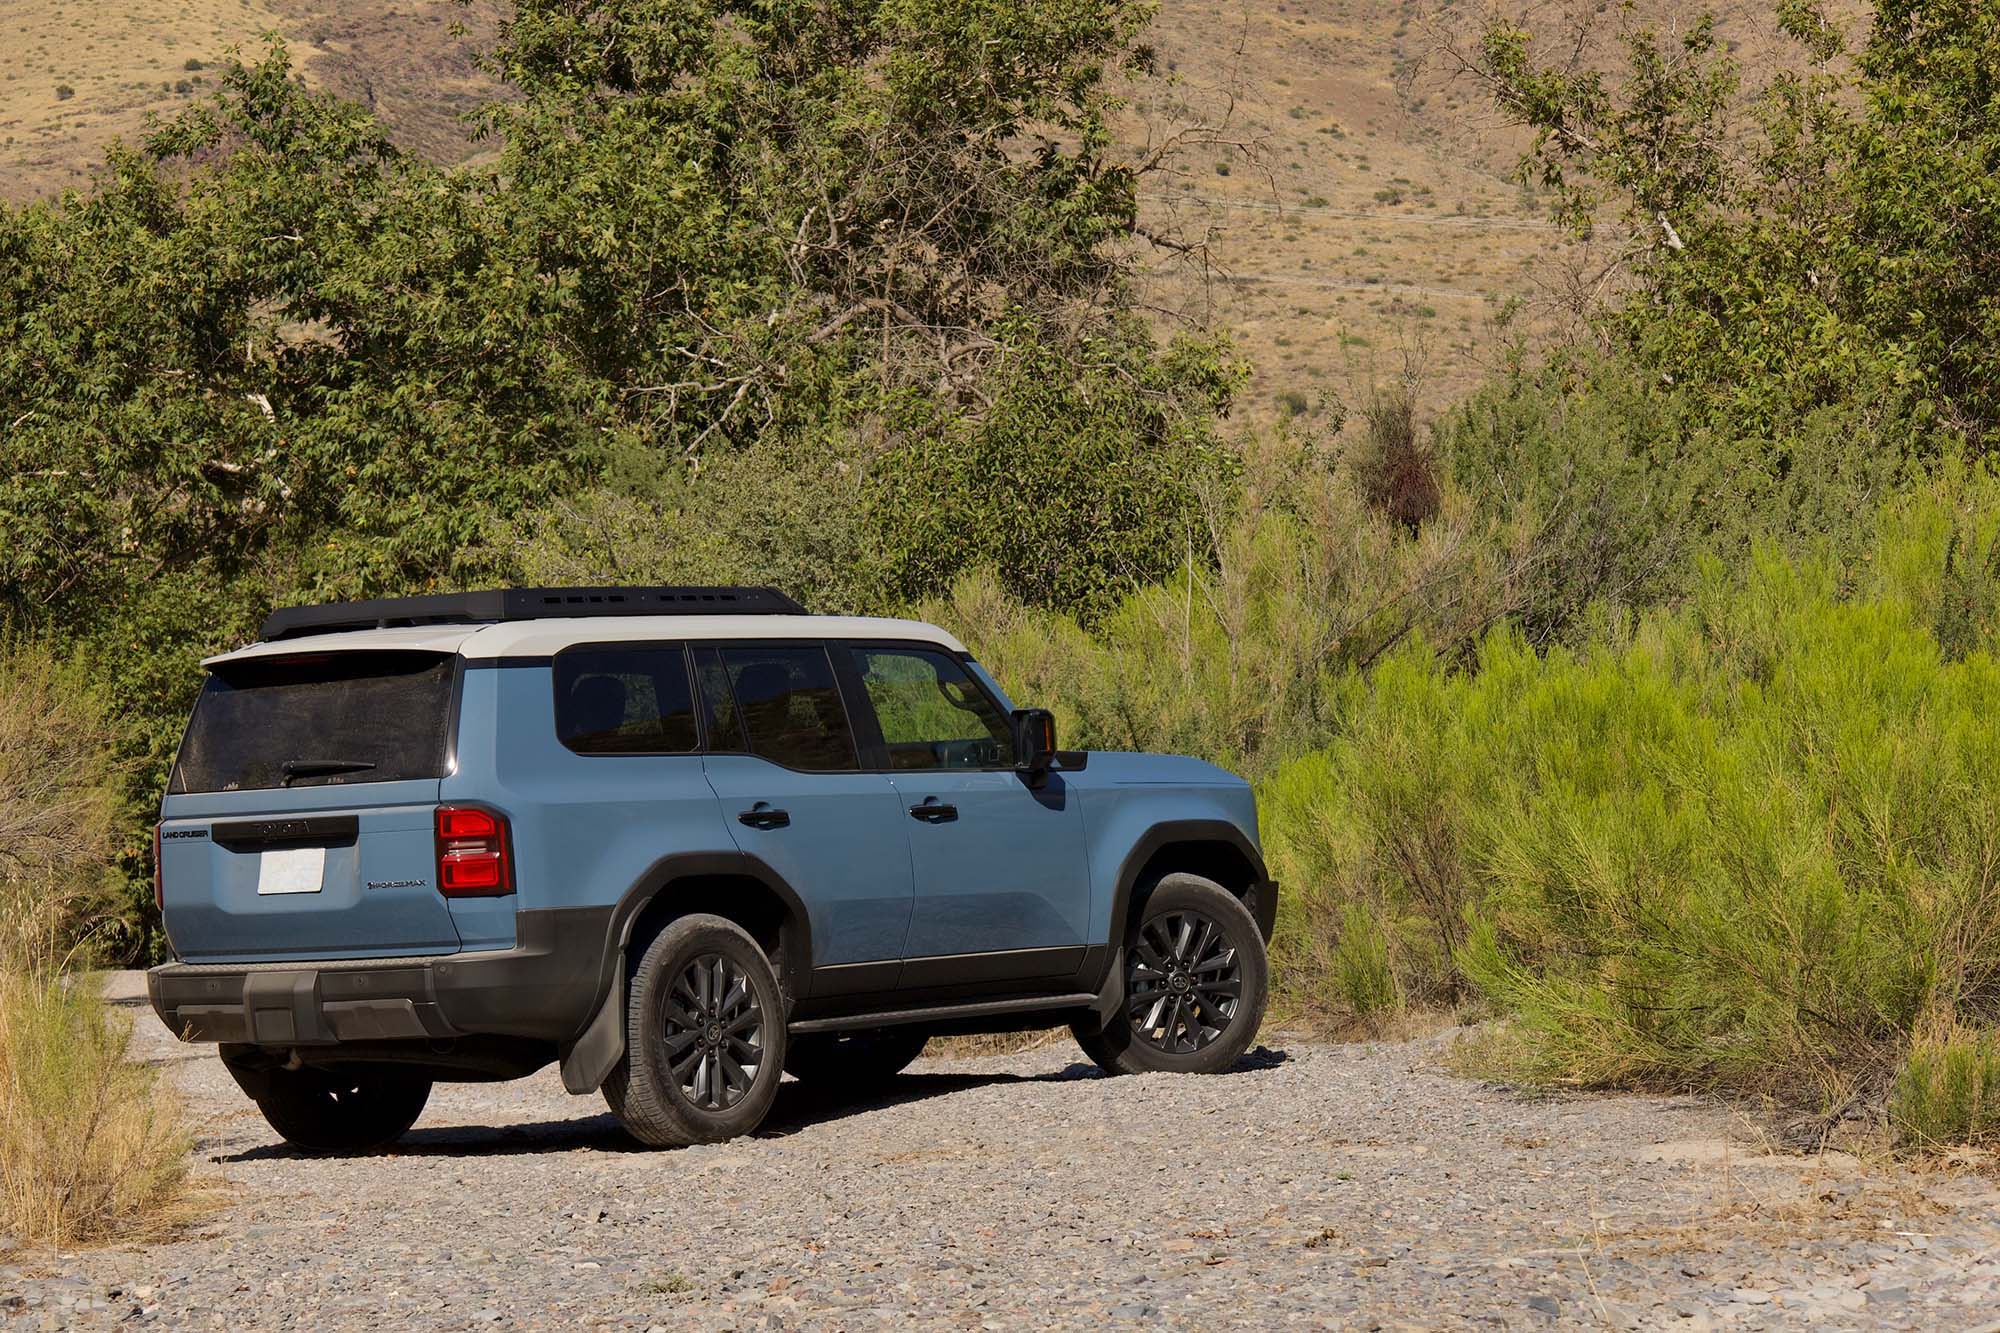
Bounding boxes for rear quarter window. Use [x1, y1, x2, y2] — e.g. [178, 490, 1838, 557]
[553, 646, 699, 755]
[170, 651, 456, 793]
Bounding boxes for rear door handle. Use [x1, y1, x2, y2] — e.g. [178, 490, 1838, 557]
[737, 803, 791, 831]
[908, 798, 959, 824]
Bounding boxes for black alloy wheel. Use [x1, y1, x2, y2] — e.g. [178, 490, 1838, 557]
[1124, 907, 1244, 1055]
[660, 952, 767, 1112]
[603, 913, 788, 1147]
[1069, 872, 1268, 1076]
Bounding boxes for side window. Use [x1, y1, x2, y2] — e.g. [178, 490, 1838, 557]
[553, 646, 698, 755]
[707, 645, 859, 771]
[852, 646, 1014, 770]
[692, 647, 746, 751]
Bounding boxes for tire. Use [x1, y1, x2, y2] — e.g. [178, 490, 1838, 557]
[1069, 1021, 1120, 1072]
[1070, 872, 1268, 1076]
[783, 1027, 929, 1086]
[603, 913, 787, 1147]
[248, 1065, 431, 1154]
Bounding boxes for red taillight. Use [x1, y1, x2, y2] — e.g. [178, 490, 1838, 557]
[153, 823, 164, 911]
[435, 806, 512, 897]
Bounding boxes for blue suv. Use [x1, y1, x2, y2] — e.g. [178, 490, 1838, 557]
[149, 587, 1277, 1151]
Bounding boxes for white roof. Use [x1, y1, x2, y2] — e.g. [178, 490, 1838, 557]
[202, 614, 968, 667]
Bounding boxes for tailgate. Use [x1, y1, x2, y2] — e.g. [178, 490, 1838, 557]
[160, 782, 460, 961]
[159, 647, 467, 963]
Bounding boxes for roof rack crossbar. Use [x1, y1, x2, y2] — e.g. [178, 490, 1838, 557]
[259, 586, 808, 642]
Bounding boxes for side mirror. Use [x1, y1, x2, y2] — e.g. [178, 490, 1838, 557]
[1012, 708, 1087, 786]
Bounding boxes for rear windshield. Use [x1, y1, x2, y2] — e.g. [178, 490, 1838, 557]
[170, 651, 456, 793]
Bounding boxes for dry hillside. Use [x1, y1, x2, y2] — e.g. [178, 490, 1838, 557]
[0, 0, 1811, 423]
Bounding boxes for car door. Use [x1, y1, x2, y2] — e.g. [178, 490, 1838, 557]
[694, 643, 914, 992]
[842, 642, 1092, 986]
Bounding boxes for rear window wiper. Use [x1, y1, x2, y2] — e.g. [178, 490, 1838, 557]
[280, 758, 379, 786]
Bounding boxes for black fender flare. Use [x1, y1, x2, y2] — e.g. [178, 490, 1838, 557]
[559, 850, 814, 1093]
[1089, 820, 1275, 1016]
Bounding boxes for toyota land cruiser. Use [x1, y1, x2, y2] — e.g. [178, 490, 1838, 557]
[148, 587, 1276, 1151]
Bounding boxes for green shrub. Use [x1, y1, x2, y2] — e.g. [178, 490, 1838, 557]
[0, 640, 123, 970]
[941, 425, 1514, 778]
[1329, 902, 1400, 1021]
[1891, 1022, 2000, 1148]
[1257, 466, 2000, 1131]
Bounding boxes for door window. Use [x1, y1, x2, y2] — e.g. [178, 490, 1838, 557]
[852, 646, 1014, 770]
[553, 646, 698, 755]
[704, 645, 860, 771]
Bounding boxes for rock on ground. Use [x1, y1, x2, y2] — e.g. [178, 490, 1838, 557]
[4, 973, 2000, 1330]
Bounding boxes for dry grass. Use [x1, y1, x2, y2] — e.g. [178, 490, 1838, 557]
[0, 640, 203, 1249]
[0, 0, 288, 199]
[923, 1029, 1071, 1060]
[0, 970, 200, 1249]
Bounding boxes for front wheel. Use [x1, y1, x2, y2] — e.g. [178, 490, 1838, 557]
[247, 1065, 431, 1154]
[1071, 873, 1268, 1076]
[603, 913, 787, 1147]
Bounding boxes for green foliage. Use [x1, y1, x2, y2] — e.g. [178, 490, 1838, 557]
[0, 647, 191, 1249]
[498, 435, 891, 615]
[942, 421, 1515, 778]
[1470, 0, 2000, 448]
[0, 640, 127, 970]
[873, 322, 1243, 613]
[0, 3, 1234, 957]
[1891, 1022, 2000, 1149]
[1329, 902, 1400, 1022]
[1440, 353, 1919, 643]
[1258, 468, 2000, 1130]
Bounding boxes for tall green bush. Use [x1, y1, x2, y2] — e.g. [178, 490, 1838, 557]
[1257, 467, 2000, 1135]
[0, 640, 127, 967]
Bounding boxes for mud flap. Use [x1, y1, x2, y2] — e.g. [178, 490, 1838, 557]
[1089, 946, 1125, 1025]
[558, 982, 624, 1094]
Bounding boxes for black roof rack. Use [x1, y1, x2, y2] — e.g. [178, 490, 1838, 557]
[259, 586, 809, 642]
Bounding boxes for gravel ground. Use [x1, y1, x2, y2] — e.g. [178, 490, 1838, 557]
[6, 976, 2000, 1330]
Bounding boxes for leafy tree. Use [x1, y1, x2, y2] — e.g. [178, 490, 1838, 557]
[0, 2, 1237, 956]
[1456, 0, 2000, 447]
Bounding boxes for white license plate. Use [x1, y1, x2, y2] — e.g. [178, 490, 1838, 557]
[256, 846, 326, 896]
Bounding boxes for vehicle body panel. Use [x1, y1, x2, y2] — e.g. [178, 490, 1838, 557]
[1061, 752, 1264, 944]
[701, 754, 916, 967]
[152, 607, 1272, 1080]
[444, 660, 736, 929]
[158, 778, 459, 963]
[887, 769, 1092, 958]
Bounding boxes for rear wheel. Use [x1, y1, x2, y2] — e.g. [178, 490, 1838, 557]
[603, 914, 787, 1147]
[783, 1028, 929, 1086]
[1071, 873, 1267, 1076]
[248, 1066, 431, 1154]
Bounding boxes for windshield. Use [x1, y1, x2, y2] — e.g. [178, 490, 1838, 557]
[170, 651, 456, 793]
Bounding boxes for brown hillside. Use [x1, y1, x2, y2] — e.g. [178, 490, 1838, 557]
[0, 0, 1816, 424]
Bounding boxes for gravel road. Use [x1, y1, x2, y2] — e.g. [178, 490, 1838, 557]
[5, 975, 2000, 1330]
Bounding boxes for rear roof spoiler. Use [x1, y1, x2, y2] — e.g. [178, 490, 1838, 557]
[259, 586, 808, 642]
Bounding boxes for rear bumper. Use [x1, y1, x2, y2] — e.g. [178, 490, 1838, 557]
[148, 906, 612, 1049]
